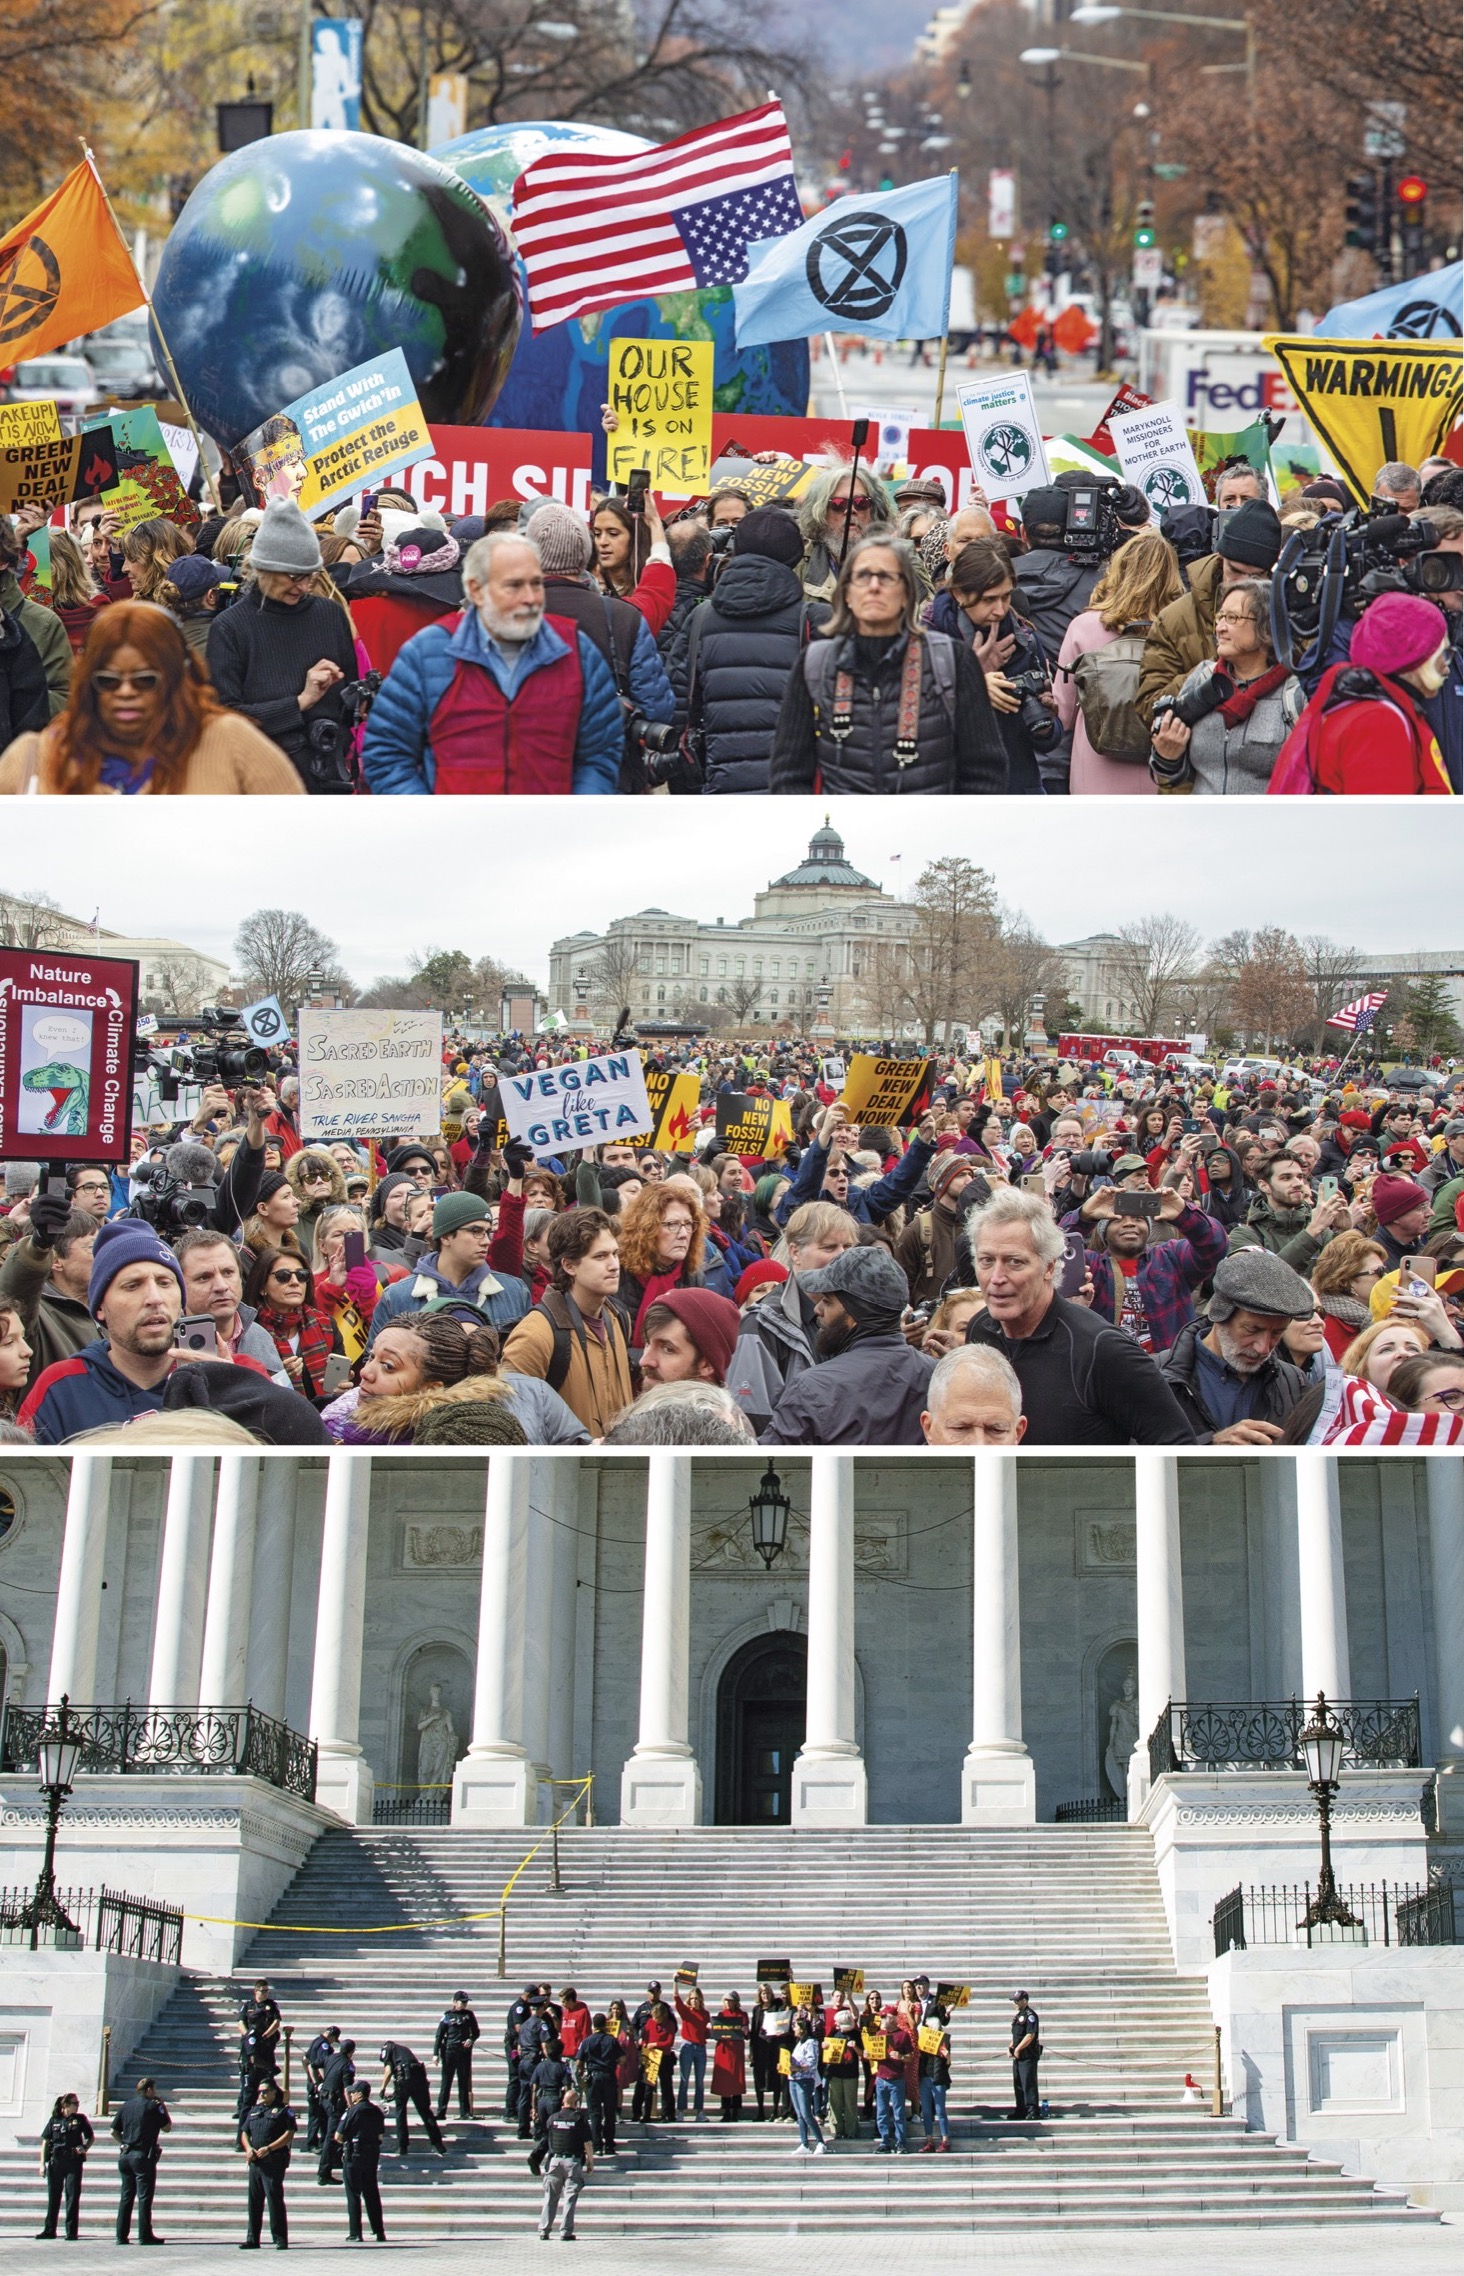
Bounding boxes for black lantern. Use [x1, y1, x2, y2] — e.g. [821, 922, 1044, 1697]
[1299, 1692, 1361, 1932]
[748, 1465, 791, 1570]
[24, 1694, 82, 1949]
[216, 98, 274, 154]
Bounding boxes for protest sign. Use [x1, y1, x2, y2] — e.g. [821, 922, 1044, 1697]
[917, 2024, 946, 2057]
[707, 450, 814, 506]
[159, 419, 200, 495]
[606, 337, 715, 495]
[0, 401, 63, 447]
[956, 371, 1051, 501]
[84, 405, 198, 533]
[840, 1055, 934, 1127]
[934, 1982, 970, 2009]
[823, 2036, 847, 2064]
[756, 1957, 792, 1987]
[500, 1048, 652, 1159]
[135, 1013, 159, 1038]
[1262, 335, 1464, 507]
[1088, 382, 1151, 456]
[832, 1965, 865, 1999]
[862, 2031, 887, 2061]
[627, 1066, 701, 1152]
[787, 1983, 813, 2011]
[132, 1073, 204, 1131]
[0, 427, 117, 514]
[641, 2046, 663, 2083]
[674, 1963, 699, 1992]
[1108, 399, 1205, 514]
[298, 1008, 443, 1140]
[776, 2048, 792, 2077]
[236, 347, 431, 515]
[0, 947, 137, 1165]
[239, 995, 289, 1049]
[715, 1092, 794, 1158]
[23, 526, 51, 591]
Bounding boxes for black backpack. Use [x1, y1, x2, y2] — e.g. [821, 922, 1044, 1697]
[534, 1284, 630, 1393]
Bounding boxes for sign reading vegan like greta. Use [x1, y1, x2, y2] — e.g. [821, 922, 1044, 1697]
[298, 1008, 444, 1139]
[0, 947, 138, 1164]
[501, 1050, 652, 1159]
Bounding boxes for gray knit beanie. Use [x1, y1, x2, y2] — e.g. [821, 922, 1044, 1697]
[250, 498, 323, 575]
[526, 502, 592, 575]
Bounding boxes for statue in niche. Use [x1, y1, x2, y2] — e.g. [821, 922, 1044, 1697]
[416, 1683, 459, 1790]
[1104, 1669, 1139, 1799]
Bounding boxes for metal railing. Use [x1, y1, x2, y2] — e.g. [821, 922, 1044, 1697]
[0, 1882, 182, 1963]
[0, 1699, 317, 1802]
[1150, 1697, 1421, 1784]
[1054, 1796, 1127, 1823]
[372, 1785, 452, 1826]
[496, 1776, 594, 1979]
[1213, 1877, 1457, 1955]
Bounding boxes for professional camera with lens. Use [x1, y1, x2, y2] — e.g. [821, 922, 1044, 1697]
[129, 1143, 219, 1235]
[1042, 477, 1149, 559]
[1272, 507, 1451, 671]
[166, 1007, 270, 1088]
[627, 711, 691, 789]
[1151, 667, 1235, 734]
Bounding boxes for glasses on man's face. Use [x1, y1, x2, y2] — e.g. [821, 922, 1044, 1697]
[830, 496, 874, 515]
[92, 670, 161, 693]
[74, 1179, 110, 1195]
[850, 569, 899, 587]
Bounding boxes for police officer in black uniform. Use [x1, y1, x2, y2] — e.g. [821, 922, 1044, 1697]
[377, 2043, 446, 2158]
[111, 2076, 171, 2245]
[37, 2093, 94, 2238]
[577, 2015, 623, 2156]
[537, 2090, 595, 2243]
[503, 1987, 538, 2124]
[433, 1990, 481, 2120]
[336, 2082, 387, 2243]
[526, 2037, 574, 2176]
[315, 2039, 357, 2183]
[303, 2025, 341, 2151]
[239, 2077, 295, 2250]
[237, 1981, 283, 2126]
[1009, 1990, 1042, 2120]
[513, 1999, 553, 2140]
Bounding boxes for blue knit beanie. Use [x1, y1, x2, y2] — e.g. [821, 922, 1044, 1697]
[88, 1220, 186, 1317]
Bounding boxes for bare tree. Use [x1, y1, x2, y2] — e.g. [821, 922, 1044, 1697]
[142, 954, 212, 1021]
[585, 935, 644, 1026]
[1299, 933, 1364, 1047]
[988, 913, 1070, 1049]
[1108, 915, 1202, 1036]
[0, 888, 68, 949]
[234, 909, 353, 1018]
[726, 975, 765, 1024]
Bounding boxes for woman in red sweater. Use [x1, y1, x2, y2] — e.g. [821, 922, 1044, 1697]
[674, 1987, 710, 2120]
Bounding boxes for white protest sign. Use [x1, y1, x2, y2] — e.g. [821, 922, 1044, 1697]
[298, 1008, 443, 1139]
[240, 995, 289, 1049]
[500, 1048, 653, 1159]
[135, 1012, 159, 1037]
[132, 1074, 203, 1128]
[1108, 398, 1204, 516]
[855, 403, 918, 475]
[158, 420, 200, 494]
[955, 370, 1051, 500]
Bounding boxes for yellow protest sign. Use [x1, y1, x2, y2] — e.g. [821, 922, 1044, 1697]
[776, 2047, 793, 2077]
[0, 401, 63, 447]
[708, 450, 814, 506]
[832, 1965, 864, 1998]
[640, 2045, 663, 2082]
[862, 2031, 887, 2061]
[823, 2036, 847, 2064]
[1264, 336, 1464, 508]
[840, 1054, 935, 1127]
[935, 1981, 971, 2009]
[917, 2024, 945, 2057]
[715, 1093, 794, 1158]
[606, 337, 715, 495]
[985, 1058, 1005, 1102]
[627, 1065, 702, 1152]
[0, 427, 117, 514]
[787, 1983, 813, 2010]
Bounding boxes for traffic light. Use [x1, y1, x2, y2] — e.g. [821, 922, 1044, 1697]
[1046, 219, 1068, 278]
[1344, 169, 1379, 252]
[1397, 174, 1428, 269]
[1133, 198, 1156, 249]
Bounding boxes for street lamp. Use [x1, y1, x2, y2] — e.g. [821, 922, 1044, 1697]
[748, 1465, 791, 1569]
[1299, 1692, 1362, 1932]
[1068, 6, 1255, 103]
[26, 1695, 82, 1950]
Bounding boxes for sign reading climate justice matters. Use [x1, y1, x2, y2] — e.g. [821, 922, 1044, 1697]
[955, 371, 1050, 502]
[298, 1008, 444, 1139]
[500, 1048, 653, 1159]
[606, 337, 715, 495]
[0, 947, 138, 1165]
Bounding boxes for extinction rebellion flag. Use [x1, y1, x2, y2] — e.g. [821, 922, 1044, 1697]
[0, 158, 143, 365]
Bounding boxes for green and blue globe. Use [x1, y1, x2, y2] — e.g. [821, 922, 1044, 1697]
[431, 120, 810, 431]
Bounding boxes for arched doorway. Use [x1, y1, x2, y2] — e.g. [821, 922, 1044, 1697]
[715, 1634, 807, 1826]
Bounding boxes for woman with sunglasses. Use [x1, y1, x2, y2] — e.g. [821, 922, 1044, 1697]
[796, 461, 895, 601]
[243, 1247, 342, 1402]
[0, 602, 303, 794]
[770, 534, 1007, 795]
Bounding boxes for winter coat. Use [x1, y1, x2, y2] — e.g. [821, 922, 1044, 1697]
[774, 1134, 935, 1229]
[1156, 1317, 1308, 1441]
[360, 606, 621, 795]
[540, 574, 675, 722]
[1161, 660, 1304, 794]
[1081, 1204, 1228, 1355]
[893, 1197, 965, 1307]
[760, 1328, 935, 1445]
[0, 706, 302, 795]
[0, 568, 70, 714]
[325, 1373, 527, 1445]
[0, 1233, 95, 1383]
[500, 1297, 634, 1438]
[1138, 554, 1224, 724]
[1228, 1194, 1328, 1275]
[657, 570, 709, 658]
[724, 1275, 815, 1434]
[205, 584, 358, 784]
[0, 604, 51, 745]
[1054, 609, 1157, 797]
[1301, 665, 1454, 796]
[925, 590, 1056, 794]
[323, 1371, 588, 1445]
[669, 556, 828, 795]
[965, 1296, 1197, 1447]
[769, 628, 1007, 796]
[19, 1339, 173, 1442]
[366, 1256, 530, 1345]
[1012, 547, 1103, 667]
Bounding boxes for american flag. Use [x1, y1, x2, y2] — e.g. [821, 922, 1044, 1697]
[512, 102, 803, 331]
[1325, 990, 1389, 1033]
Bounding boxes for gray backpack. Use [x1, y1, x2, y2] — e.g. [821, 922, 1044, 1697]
[1071, 622, 1152, 762]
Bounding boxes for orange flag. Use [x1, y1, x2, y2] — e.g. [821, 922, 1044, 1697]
[0, 160, 143, 366]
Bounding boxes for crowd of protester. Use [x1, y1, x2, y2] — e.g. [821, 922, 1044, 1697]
[1, 1026, 1460, 1449]
[0, 445, 1455, 798]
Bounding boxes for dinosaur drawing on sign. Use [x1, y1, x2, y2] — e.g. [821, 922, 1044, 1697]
[22, 1059, 90, 1134]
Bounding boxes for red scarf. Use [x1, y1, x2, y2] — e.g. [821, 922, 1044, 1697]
[254, 1299, 336, 1396]
[633, 1267, 683, 1342]
[1217, 662, 1288, 728]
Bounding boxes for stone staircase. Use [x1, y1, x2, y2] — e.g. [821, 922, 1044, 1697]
[0, 1826, 1434, 2236]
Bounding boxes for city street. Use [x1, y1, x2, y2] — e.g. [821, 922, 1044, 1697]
[808, 339, 1115, 438]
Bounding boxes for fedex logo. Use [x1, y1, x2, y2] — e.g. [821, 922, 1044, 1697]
[1184, 360, 1298, 422]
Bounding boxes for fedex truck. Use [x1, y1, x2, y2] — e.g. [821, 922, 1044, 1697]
[1138, 329, 1317, 454]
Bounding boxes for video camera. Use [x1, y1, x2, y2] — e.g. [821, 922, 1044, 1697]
[134, 1007, 270, 1097]
[1030, 477, 1149, 560]
[1271, 508, 1457, 673]
[129, 1141, 219, 1235]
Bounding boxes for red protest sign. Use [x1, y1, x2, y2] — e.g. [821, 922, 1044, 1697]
[0, 947, 139, 1164]
[1088, 382, 1152, 457]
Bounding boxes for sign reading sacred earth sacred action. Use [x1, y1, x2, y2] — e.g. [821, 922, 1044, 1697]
[840, 1054, 934, 1126]
[715, 1091, 794, 1158]
[0, 947, 139, 1166]
[606, 336, 715, 496]
[500, 1047, 653, 1160]
[298, 1008, 444, 1140]
[237, 347, 431, 516]
[1107, 398, 1206, 516]
[955, 370, 1050, 502]
[0, 426, 117, 515]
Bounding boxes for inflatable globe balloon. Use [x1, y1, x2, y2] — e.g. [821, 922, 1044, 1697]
[151, 132, 522, 449]
[432, 119, 809, 432]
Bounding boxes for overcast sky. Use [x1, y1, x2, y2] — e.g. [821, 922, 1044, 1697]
[7, 800, 1456, 988]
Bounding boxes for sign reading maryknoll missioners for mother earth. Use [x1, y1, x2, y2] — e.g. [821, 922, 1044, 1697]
[298, 1008, 444, 1139]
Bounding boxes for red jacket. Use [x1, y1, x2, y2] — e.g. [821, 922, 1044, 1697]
[1311, 668, 1452, 796]
[354, 590, 459, 678]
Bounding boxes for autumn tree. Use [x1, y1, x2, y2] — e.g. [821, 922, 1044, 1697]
[1209, 926, 1314, 1051]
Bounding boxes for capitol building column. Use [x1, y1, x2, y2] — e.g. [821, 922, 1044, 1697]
[1128, 1452, 1187, 1818]
[308, 1453, 374, 1823]
[198, 1456, 259, 1708]
[47, 1456, 113, 1701]
[620, 1453, 702, 1826]
[1296, 1456, 1352, 1704]
[146, 1454, 212, 1706]
[961, 1455, 1036, 1824]
[791, 1452, 867, 1827]
[453, 1454, 534, 1826]
[1427, 1461, 1464, 1835]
